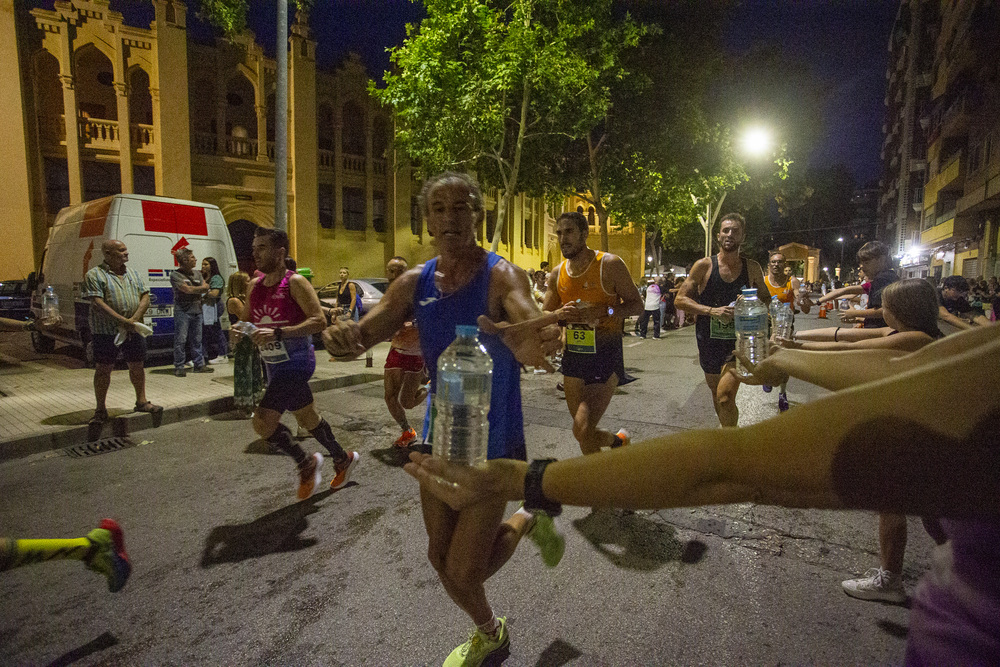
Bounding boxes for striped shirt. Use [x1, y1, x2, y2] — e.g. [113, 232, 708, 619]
[82, 262, 148, 335]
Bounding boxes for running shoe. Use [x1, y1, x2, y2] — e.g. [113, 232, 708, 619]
[762, 384, 773, 393]
[443, 617, 509, 667]
[85, 519, 131, 593]
[527, 511, 566, 567]
[393, 428, 418, 448]
[842, 567, 906, 603]
[778, 392, 789, 412]
[611, 428, 631, 448]
[297, 452, 323, 500]
[330, 451, 360, 490]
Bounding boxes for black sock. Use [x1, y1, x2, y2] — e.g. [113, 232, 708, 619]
[268, 424, 308, 466]
[309, 419, 347, 462]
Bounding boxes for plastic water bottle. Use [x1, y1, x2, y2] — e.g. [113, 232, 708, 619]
[433, 325, 493, 468]
[775, 300, 794, 340]
[734, 288, 769, 378]
[232, 321, 258, 336]
[42, 286, 59, 321]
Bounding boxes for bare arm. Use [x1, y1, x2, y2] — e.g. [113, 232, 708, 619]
[541, 268, 562, 313]
[787, 330, 932, 353]
[406, 333, 1000, 519]
[816, 285, 864, 304]
[131, 292, 150, 322]
[91, 296, 133, 327]
[174, 282, 210, 295]
[322, 269, 417, 359]
[674, 258, 719, 317]
[938, 306, 974, 330]
[793, 326, 889, 343]
[839, 306, 883, 324]
[605, 255, 644, 320]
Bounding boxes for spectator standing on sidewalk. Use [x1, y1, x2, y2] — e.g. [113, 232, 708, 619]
[170, 248, 213, 377]
[82, 239, 162, 424]
[637, 277, 662, 339]
[226, 271, 264, 418]
[200, 257, 228, 364]
[838, 241, 897, 329]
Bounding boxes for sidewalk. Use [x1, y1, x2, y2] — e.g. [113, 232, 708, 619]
[0, 333, 388, 461]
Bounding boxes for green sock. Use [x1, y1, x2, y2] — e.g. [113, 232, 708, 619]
[0, 535, 94, 571]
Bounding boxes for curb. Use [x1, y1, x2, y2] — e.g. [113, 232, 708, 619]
[0, 372, 382, 463]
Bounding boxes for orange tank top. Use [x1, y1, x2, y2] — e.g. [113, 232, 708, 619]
[557, 251, 618, 332]
[765, 275, 795, 304]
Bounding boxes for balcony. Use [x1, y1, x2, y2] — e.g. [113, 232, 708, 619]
[318, 149, 334, 170]
[192, 132, 274, 161]
[343, 154, 364, 172]
[38, 115, 156, 154]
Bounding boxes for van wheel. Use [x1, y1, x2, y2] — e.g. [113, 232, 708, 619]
[31, 330, 55, 354]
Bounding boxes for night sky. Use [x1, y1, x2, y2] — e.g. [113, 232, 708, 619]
[32, 0, 897, 186]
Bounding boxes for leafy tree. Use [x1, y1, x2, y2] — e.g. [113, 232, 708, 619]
[374, 0, 643, 252]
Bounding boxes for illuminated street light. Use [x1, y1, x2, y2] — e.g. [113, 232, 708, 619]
[740, 127, 772, 158]
[837, 237, 845, 278]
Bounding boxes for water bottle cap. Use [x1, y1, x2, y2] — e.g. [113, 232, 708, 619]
[455, 324, 479, 337]
[742, 288, 757, 297]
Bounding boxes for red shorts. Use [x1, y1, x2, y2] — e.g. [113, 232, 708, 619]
[385, 347, 425, 373]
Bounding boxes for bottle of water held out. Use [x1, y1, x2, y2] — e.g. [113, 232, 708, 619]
[775, 300, 794, 340]
[433, 325, 493, 468]
[734, 288, 769, 377]
[42, 285, 59, 322]
[232, 321, 258, 336]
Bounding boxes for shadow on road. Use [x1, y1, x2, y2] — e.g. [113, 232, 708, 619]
[572, 508, 684, 570]
[45, 631, 117, 667]
[200, 492, 332, 567]
[369, 442, 431, 468]
[534, 638, 582, 666]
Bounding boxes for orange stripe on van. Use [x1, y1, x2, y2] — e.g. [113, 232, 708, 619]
[79, 198, 112, 237]
[141, 200, 208, 236]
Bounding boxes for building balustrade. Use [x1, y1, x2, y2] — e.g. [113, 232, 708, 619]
[343, 154, 364, 172]
[192, 131, 275, 161]
[37, 115, 156, 152]
[318, 149, 334, 169]
[373, 158, 386, 176]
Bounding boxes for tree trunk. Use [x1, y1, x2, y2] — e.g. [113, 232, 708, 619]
[597, 206, 610, 253]
[490, 78, 531, 253]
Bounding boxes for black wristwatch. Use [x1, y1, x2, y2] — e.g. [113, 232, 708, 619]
[524, 458, 561, 517]
[274, 327, 283, 342]
[25, 320, 37, 332]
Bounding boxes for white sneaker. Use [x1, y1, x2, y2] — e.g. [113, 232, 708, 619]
[842, 567, 906, 603]
[208, 357, 228, 365]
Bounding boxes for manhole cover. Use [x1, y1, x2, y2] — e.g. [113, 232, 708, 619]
[64, 437, 137, 458]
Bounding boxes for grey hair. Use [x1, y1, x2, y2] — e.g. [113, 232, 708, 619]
[418, 171, 485, 224]
[174, 247, 194, 260]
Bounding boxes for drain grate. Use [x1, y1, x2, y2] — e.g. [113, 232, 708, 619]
[65, 437, 137, 458]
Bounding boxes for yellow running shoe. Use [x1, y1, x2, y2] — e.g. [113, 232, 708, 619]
[443, 617, 509, 667]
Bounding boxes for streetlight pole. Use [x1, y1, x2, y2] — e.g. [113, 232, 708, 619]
[837, 236, 844, 279]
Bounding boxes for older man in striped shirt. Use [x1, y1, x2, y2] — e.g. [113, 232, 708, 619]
[82, 239, 161, 424]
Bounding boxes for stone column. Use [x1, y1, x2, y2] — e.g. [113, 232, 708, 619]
[115, 81, 134, 193]
[333, 120, 343, 229]
[255, 104, 268, 162]
[216, 97, 227, 156]
[364, 115, 373, 230]
[60, 74, 84, 204]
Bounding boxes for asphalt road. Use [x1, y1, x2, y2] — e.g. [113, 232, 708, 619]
[0, 319, 935, 665]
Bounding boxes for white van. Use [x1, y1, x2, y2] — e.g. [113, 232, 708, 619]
[31, 194, 238, 362]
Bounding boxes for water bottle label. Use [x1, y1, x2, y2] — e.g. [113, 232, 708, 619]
[565, 323, 596, 354]
[734, 314, 768, 333]
[709, 316, 736, 340]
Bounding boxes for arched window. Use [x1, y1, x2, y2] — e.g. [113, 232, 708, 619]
[317, 102, 334, 151]
[128, 67, 153, 125]
[74, 44, 116, 120]
[342, 100, 365, 156]
[372, 115, 389, 158]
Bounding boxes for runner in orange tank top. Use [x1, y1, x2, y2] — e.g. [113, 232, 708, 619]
[544, 211, 644, 455]
[762, 252, 811, 411]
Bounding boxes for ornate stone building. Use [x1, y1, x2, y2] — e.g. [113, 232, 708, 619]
[3, 0, 644, 284]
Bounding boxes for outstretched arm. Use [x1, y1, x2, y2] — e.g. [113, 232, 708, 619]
[407, 333, 1000, 518]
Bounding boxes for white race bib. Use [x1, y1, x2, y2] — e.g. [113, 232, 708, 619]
[259, 339, 290, 364]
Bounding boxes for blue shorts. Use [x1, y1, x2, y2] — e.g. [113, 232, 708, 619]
[92, 333, 146, 365]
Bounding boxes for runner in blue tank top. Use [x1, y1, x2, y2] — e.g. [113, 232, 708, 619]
[322, 172, 564, 666]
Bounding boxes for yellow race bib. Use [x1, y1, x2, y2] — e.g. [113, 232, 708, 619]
[566, 323, 597, 354]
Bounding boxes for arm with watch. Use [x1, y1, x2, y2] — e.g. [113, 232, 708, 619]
[248, 274, 326, 347]
[404, 327, 1000, 520]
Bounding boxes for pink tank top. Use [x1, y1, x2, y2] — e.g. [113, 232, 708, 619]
[249, 270, 307, 327]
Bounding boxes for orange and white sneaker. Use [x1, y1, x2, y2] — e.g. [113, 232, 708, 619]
[297, 452, 323, 500]
[393, 428, 418, 448]
[330, 451, 360, 490]
[611, 428, 631, 448]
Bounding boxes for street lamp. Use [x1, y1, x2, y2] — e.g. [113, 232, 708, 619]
[837, 237, 844, 279]
[693, 127, 774, 258]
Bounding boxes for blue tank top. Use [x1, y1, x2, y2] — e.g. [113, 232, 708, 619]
[415, 252, 526, 461]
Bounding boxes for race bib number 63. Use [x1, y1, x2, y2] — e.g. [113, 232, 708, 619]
[566, 323, 597, 354]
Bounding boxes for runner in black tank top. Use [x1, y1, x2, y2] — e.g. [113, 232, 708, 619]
[674, 213, 765, 427]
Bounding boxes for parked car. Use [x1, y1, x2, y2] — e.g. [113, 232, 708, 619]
[0, 280, 32, 323]
[316, 279, 386, 317]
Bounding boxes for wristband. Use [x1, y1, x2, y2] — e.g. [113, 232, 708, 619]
[524, 458, 561, 517]
[25, 320, 36, 332]
[834, 327, 840, 343]
[274, 327, 283, 342]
